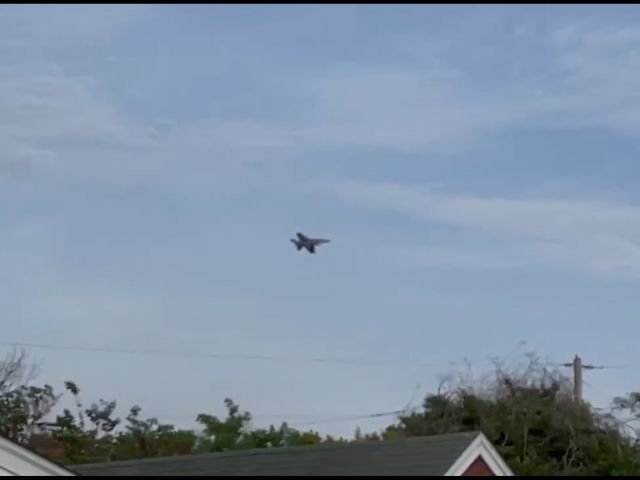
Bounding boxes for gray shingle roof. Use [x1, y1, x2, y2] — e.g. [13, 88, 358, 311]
[70, 431, 482, 476]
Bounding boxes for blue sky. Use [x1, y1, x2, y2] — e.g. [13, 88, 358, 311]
[2, 4, 640, 437]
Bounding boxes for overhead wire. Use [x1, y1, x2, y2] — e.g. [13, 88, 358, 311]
[0, 341, 477, 371]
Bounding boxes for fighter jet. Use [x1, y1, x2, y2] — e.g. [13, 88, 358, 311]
[290, 232, 330, 254]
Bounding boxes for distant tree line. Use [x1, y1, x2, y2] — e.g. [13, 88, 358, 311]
[1, 349, 639, 475]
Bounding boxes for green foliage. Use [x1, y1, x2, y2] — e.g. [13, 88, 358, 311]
[2, 348, 640, 475]
[112, 405, 196, 459]
[0, 349, 60, 443]
[613, 392, 640, 445]
[354, 427, 381, 442]
[196, 397, 323, 452]
[384, 356, 640, 475]
[197, 398, 251, 452]
[0, 352, 327, 464]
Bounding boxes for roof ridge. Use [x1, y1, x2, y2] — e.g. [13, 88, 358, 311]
[70, 430, 483, 469]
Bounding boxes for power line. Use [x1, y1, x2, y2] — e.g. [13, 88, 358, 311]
[124, 406, 421, 431]
[11, 341, 631, 376]
[149, 410, 404, 423]
[287, 406, 422, 428]
[158, 381, 618, 427]
[552, 362, 628, 370]
[0, 341, 467, 371]
[132, 383, 427, 430]
[557, 354, 628, 403]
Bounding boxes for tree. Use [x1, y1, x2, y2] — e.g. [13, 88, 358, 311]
[41, 381, 121, 464]
[113, 405, 196, 459]
[3, 347, 639, 474]
[354, 427, 381, 442]
[612, 392, 640, 446]
[0, 349, 60, 443]
[196, 398, 251, 452]
[0, 355, 195, 465]
[196, 398, 323, 452]
[49, 383, 197, 464]
[383, 354, 640, 475]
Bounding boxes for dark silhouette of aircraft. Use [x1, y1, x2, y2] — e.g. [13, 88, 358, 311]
[290, 232, 330, 254]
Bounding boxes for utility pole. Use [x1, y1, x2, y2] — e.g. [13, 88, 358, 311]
[560, 355, 603, 403]
[572, 354, 583, 403]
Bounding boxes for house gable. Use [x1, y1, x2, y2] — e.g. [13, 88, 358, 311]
[444, 433, 514, 476]
[462, 456, 494, 476]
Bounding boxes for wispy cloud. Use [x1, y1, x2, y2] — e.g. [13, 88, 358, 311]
[337, 181, 640, 278]
[296, 20, 640, 153]
[540, 23, 640, 131]
[0, 69, 155, 181]
[300, 66, 516, 153]
[4, 8, 640, 188]
[378, 244, 552, 271]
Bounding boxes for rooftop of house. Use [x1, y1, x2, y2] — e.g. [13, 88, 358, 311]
[0, 435, 74, 476]
[70, 431, 508, 476]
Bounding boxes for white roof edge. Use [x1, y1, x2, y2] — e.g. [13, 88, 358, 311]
[444, 431, 514, 476]
[0, 436, 75, 476]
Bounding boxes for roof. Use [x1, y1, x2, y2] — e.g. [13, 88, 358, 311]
[70, 431, 513, 476]
[0, 436, 75, 476]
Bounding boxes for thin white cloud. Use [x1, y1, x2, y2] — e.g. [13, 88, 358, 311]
[0, 73, 148, 146]
[337, 181, 640, 278]
[297, 65, 533, 154]
[0, 69, 157, 180]
[295, 22, 640, 152]
[4, 8, 640, 190]
[378, 244, 550, 271]
[538, 23, 640, 131]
